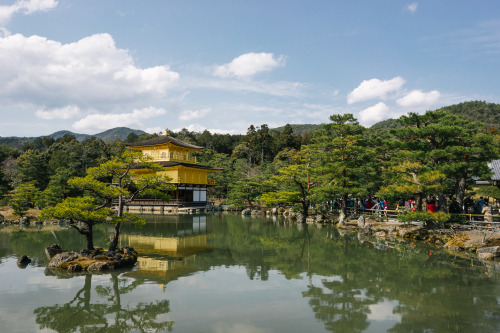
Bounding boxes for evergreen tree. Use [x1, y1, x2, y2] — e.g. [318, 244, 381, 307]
[309, 114, 371, 216]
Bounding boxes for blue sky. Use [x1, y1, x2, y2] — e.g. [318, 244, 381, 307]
[0, 0, 499, 137]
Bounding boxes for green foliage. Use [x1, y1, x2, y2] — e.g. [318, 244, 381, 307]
[308, 113, 374, 213]
[260, 191, 300, 206]
[41, 197, 115, 224]
[9, 182, 40, 217]
[228, 177, 269, 208]
[397, 211, 450, 227]
[475, 186, 500, 200]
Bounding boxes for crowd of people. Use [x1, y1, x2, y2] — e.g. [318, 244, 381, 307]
[330, 195, 496, 222]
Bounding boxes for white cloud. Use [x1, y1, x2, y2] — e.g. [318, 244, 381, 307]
[178, 107, 211, 121]
[187, 77, 305, 97]
[396, 89, 440, 106]
[0, 33, 179, 107]
[407, 2, 418, 13]
[347, 76, 406, 104]
[35, 105, 80, 119]
[213, 52, 285, 78]
[173, 124, 242, 135]
[72, 107, 167, 132]
[0, 0, 58, 26]
[358, 102, 390, 125]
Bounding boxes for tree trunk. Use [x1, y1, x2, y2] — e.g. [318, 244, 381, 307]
[85, 226, 94, 250]
[247, 196, 254, 209]
[302, 200, 309, 217]
[438, 193, 447, 212]
[109, 221, 121, 252]
[416, 193, 423, 211]
[341, 194, 347, 216]
[109, 188, 124, 252]
[455, 175, 467, 207]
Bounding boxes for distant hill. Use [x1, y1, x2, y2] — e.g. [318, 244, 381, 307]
[369, 101, 500, 132]
[441, 101, 500, 129]
[369, 118, 400, 132]
[272, 124, 323, 135]
[0, 127, 147, 149]
[49, 130, 91, 142]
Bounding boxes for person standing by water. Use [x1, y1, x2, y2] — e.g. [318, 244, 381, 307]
[473, 197, 485, 221]
[482, 198, 493, 223]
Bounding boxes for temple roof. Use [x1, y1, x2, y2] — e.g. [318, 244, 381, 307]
[156, 161, 222, 171]
[131, 161, 222, 171]
[488, 159, 500, 180]
[126, 135, 203, 150]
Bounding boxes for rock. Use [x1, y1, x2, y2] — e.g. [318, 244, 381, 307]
[305, 216, 315, 224]
[45, 244, 64, 258]
[359, 227, 372, 235]
[337, 212, 346, 227]
[375, 231, 386, 238]
[443, 242, 461, 251]
[19, 216, 29, 224]
[116, 256, 136, 268]
[17, 255, 31, 266]
[271, 207, 278, 215]
[478, 252, 495, 260]
[241, 208, 252, 215]
[283, 210, 289, 217]
[296, 213, 304, 223]
[477, 246, 500, 260]
[48, 252, 80, 268]
[357, 216, 366, 228]
[87, 261, 114, 271]
[122, 246, 135, 255]
[315, 215, 324, 223]
[68, 264, 83, 272]
[397, 227, 409, 237]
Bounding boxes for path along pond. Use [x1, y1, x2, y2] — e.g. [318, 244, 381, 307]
[1, 213, 500, 333]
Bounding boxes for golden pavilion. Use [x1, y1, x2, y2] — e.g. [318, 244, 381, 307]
[125, 130, 221, 207]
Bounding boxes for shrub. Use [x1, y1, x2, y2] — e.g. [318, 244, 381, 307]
[397, 211, 450, 228]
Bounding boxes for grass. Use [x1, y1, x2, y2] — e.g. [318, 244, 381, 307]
[0, 206, 41, 220]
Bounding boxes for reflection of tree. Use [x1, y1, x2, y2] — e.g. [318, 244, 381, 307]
[387, 271, 500, 333]
[302, 234, 372, 333]
[34, 273, 174, 332]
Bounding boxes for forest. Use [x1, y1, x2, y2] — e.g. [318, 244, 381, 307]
[1, 101, 499, 218]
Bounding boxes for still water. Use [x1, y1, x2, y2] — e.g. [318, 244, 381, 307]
[1, 214, 499, 332]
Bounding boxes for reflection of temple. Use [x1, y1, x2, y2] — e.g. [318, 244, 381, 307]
[121, 215, 215, 283]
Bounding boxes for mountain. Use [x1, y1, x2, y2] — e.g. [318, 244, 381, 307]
[369, 101, 500, 133]
[0, 127, 147, 149]
[272, 124, 323, 135]
[441, 101, 500, 129]
[49, 130, 91, 142]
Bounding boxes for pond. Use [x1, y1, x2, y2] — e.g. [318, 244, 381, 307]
[1, 213, 500, 332]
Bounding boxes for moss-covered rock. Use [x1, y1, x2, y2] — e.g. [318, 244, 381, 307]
[46, 245, 138, 272]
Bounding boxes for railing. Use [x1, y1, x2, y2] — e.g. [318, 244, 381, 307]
[342, 206, 500, 228]
[168, 154, 196, 163]
[143, 152, 197, 164]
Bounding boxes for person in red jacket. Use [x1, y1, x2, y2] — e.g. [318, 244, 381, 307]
[426, 200, 437, 213]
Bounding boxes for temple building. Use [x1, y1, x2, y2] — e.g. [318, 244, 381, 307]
[125, 131, 221, 208]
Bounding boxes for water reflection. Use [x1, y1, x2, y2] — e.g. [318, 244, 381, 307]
[1, 214, 500, 332]
[34, 272, 174, 332]
[120, 215, 216, 284]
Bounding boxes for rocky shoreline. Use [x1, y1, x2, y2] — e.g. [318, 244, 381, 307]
[44, 244, 138, 272]
[5, 207, 500, 271]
